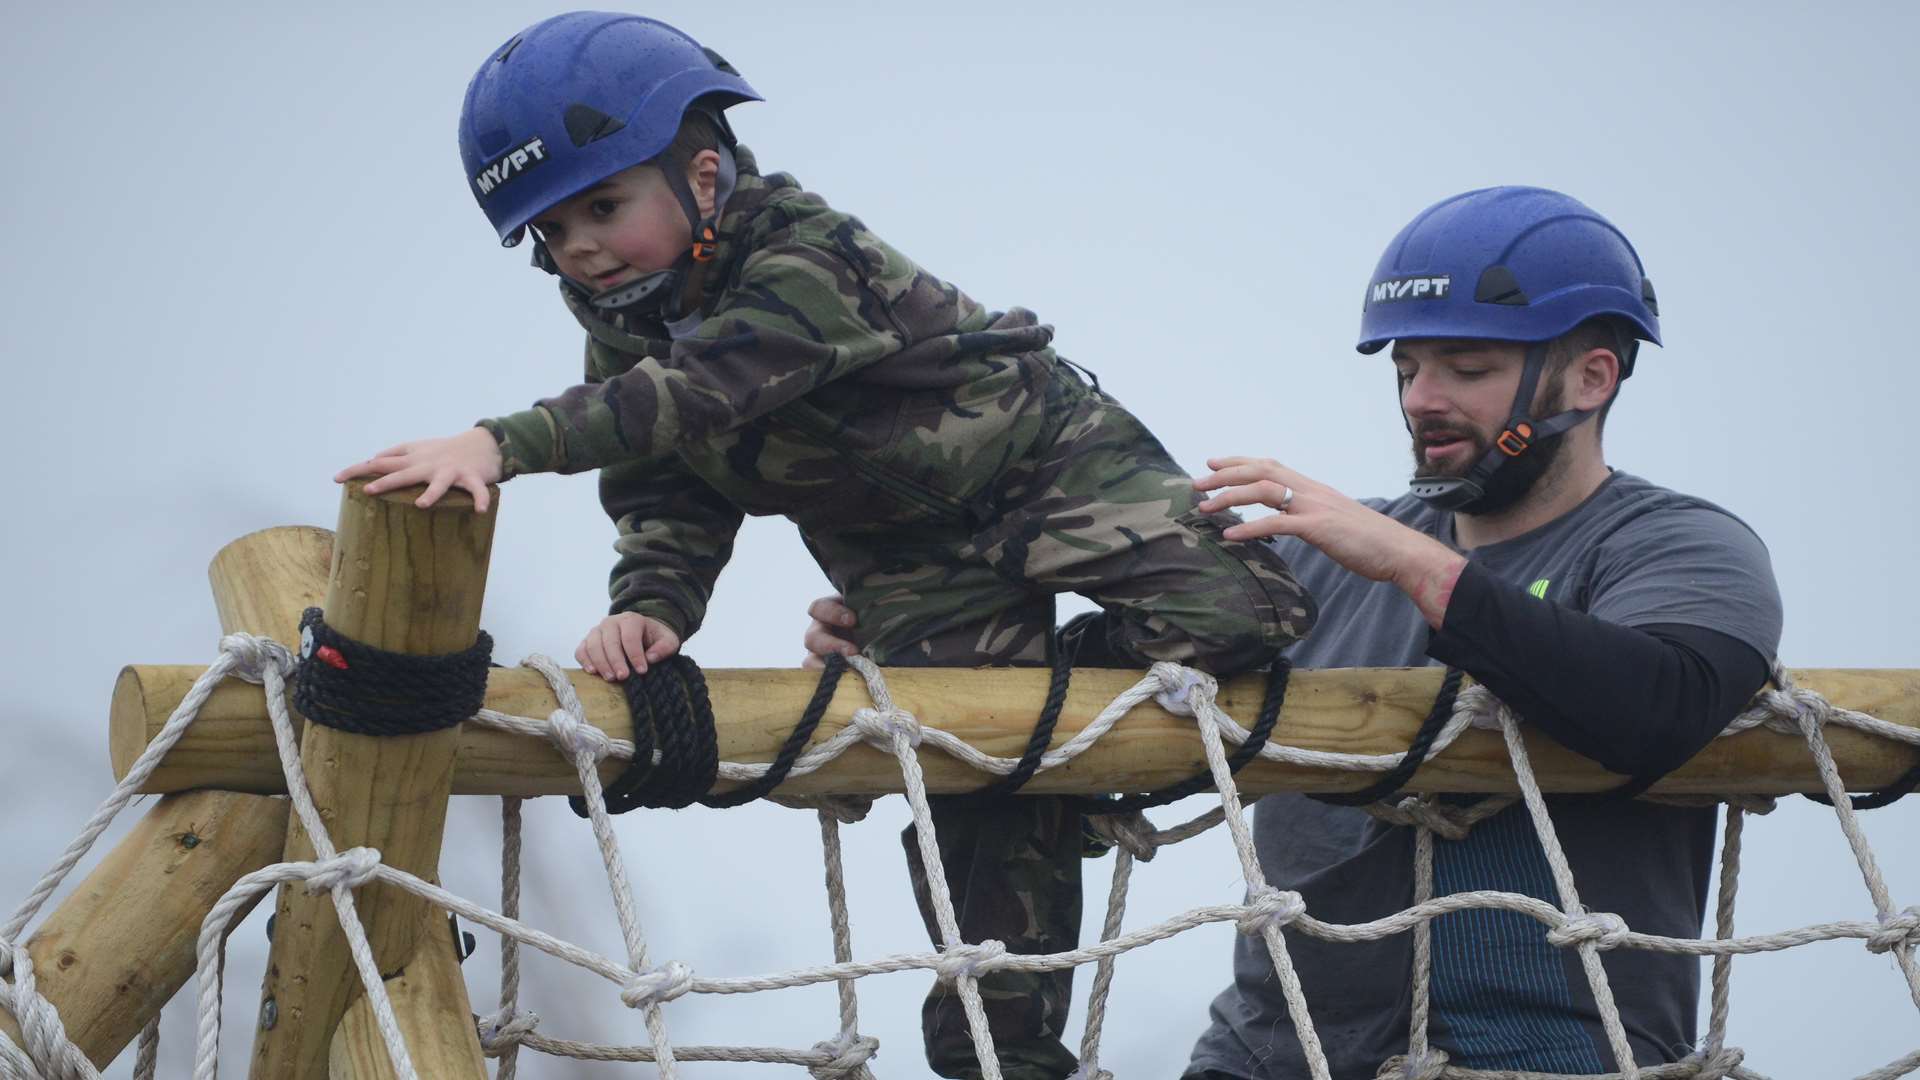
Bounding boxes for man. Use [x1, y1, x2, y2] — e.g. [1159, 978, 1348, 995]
[806, 187, 1782, 1078]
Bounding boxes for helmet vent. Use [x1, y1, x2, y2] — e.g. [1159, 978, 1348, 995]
[496, 36, 523, 63]
[1474, 265, 1530, 306]
[1641, 277, 1660, 316]
[564, 104, 627, 148]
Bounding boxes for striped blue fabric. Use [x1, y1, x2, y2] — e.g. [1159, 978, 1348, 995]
[1430, 805, 1606, 1071]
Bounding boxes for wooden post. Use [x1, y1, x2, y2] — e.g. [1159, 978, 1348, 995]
[110, 664, 1920, 797]
[248, 482, 493, 1080]
[0, 792, 289, 1067]
[0, 525, 330, 1067]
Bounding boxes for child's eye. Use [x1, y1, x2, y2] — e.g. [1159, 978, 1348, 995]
[589, 198, 621, 218]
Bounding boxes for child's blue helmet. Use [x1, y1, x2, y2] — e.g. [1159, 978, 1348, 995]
[457, 11, 761, 248]
[1356, 187, 1662, 512]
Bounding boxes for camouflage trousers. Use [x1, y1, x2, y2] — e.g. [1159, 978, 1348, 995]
[814, 385, 1317, 1079]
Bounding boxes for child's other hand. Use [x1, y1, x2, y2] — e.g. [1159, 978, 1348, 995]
[577, 612, 682, 680]
[801, 595, 859, 670]
[334, 427, 504, 512]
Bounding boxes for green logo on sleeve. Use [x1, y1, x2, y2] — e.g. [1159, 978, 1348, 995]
[1527, 578, 1551, 599]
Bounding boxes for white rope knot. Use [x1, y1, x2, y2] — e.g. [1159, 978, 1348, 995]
[1237, 887, 1307, 937]
[1069, 1066, 1117, 1080]
[1149, 663, 1215, 717]
[1375, 1047, 1450, 1080]
[302, 847, 383, 894]
[1365, 796, 1511, 841]
[807, 1033, 880, 1078]
[1084, 810, 1162, 862]
[620, 961, 694, 1009]
[1867, 906, 1920, 954]
[546, 707, 613, 763]
[1685, 1044, 1747, 1080]
[219, 631, 294, 685]
[852, 706, 923, 749]
[934, 939, 1008, 983]
[1754, 684, 1835, 736]
[1547, 911, 1631, 951]
[476, 1008, 541, 1052]
[1455, 684, 1508, 731]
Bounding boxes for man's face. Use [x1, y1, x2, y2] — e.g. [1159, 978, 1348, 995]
[529, 163, 690, 293]
[1392, 339, 1567, 511]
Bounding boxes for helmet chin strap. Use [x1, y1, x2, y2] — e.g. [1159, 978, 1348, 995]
[529, 142, 737, 323]
[1410, 341, 1595, 513]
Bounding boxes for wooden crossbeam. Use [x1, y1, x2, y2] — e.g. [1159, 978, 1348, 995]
[111, 662, 1920, 798]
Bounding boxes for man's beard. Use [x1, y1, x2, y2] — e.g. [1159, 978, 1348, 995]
[1410, 386, 1568, 516]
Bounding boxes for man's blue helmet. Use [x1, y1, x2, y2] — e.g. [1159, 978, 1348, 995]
[1355, 186, 1660, 374]
[457, 11, 761, 247]
[1359, 188, 1662, 513]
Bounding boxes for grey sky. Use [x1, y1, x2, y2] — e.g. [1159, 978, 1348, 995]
[3, 2, 1915, 1076]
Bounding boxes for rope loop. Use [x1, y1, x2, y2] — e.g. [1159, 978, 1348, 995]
[1236, 886, 1307, 937]
[301, 847, 383, 894]
[1084, 811, 1162, 862]
[475, 1008, 541, 1053]
[933, 939, 1008, 983]
[620, 960, 694, 1009]
[218, 632, 294, 684]
[851, 706, 923, 749]
[546, 707, 613, 763]
[1686, 1044, 1747, 1080]
[1373, 1047, 1450, 1080]
[1546, 911, 1631, 951]
[1867, 906, 1920, 955]
[1149, 663, 1215, 717]
[806, 1034, 880, 1078]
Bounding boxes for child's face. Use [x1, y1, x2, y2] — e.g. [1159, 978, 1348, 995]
[529, 162, 693, 293]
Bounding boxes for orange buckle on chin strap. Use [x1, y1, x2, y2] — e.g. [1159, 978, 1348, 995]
[692, 223, 719, 263]
[1496, 422, 1534, 457]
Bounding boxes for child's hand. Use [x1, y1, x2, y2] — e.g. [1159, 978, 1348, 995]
[334, 427, 504, 512]
[801, 595, 860, 669]
[577, 612, 682, 680]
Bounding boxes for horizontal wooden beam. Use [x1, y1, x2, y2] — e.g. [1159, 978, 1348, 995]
[109, 664, 1920, 798]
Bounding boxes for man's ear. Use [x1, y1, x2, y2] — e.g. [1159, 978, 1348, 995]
[687, 149, 722, 219]
[1571, 347, 1621, 411]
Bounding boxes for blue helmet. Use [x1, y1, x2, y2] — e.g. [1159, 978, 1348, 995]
[457, 12, 761, 247]
[1355, 186, 1660, 371]
[1358, 188, 1662, 513]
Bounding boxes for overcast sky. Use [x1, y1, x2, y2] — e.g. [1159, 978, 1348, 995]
[3, 2, 1916, 1077]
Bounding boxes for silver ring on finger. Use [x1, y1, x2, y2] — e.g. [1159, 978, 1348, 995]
[1278, 485, 1295, 512]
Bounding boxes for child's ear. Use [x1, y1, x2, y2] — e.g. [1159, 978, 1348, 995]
[688, 149, 722, 219]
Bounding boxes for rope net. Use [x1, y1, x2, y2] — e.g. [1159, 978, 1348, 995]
[2, 634, 1917, 1080]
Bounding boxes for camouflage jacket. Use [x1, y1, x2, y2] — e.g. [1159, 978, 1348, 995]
[480, 147, 1086, 639]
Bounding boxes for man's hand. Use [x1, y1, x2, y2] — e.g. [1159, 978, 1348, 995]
[1194, 456, 1467, 627]
[576, 612, 682, 680]
[334, 427, 504, 511]
[801, 595, 860, 670]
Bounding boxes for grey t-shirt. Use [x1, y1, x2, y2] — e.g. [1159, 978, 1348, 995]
[1188, 471, 1782, 1079]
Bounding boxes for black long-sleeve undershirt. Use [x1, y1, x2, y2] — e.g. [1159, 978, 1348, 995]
[1426, 560, 1771, 780]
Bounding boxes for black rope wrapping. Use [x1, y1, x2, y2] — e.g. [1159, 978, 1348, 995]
[949, 628, 1086, 805]
[574, 654, 853, 817]
[1806, 761, 1920, 811]
[292, 607, 492, 736]
[1313, 666, 1466, 808]
[572, 655, 715, 815]
[1072, 657, 1295, 816]
[702, 654, 848, 809]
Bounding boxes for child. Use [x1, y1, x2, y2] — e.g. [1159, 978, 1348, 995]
[338, 13, 1316, 1078]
